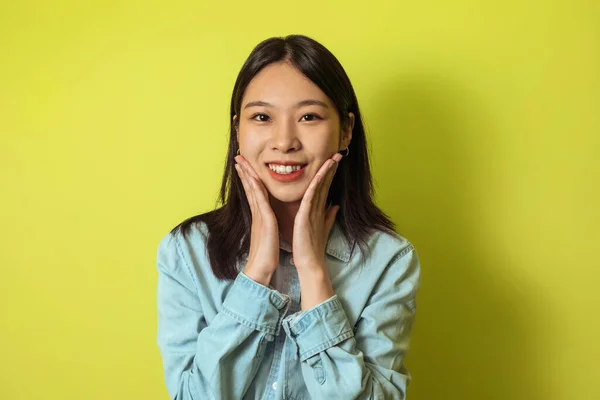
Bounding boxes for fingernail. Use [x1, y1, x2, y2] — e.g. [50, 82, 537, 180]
[333, 153, 343, 162]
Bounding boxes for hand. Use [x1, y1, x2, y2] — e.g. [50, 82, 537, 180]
[234, 156, 279, 286]
[292, 152, 343, 291]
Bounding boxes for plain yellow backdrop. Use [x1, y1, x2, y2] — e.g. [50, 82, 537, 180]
[1, 1, 598, 399]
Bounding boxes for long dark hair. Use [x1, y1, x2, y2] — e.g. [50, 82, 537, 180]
[171, 34, 396, 280]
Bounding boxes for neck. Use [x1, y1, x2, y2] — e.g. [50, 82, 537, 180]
[269, 196, 301, 246]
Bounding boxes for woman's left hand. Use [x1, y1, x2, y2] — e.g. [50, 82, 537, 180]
[292, 152, 343, 276]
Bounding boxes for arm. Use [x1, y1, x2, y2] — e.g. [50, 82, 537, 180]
[156, 233, 290, 400]
[282, 244, 421, 399]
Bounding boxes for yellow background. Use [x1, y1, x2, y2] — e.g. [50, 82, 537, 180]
[1, 1, 598, 399]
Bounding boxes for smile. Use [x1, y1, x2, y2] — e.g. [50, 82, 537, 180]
[267, 163, 306, 174]
[265, 163, 307, 182]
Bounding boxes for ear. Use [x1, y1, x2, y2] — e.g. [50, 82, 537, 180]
[341, 112, 354, 149]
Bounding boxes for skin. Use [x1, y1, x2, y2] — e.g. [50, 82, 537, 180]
[233, 60, 354, 310]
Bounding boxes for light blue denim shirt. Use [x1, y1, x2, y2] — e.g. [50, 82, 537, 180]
[156, 219, 421, 399]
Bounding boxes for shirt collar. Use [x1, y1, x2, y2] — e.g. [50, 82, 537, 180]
[278, 220, 353, 262]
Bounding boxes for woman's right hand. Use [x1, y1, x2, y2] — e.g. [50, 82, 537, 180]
[234, 155, 280, 287]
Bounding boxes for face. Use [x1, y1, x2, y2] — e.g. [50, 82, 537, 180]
[235, 61, 353, 203]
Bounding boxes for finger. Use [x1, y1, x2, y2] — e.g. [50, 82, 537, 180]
[317, 158, 340, 212]
[238, 162, 277, 225]
[235, 157, 262, 210]
[313, 157, 340, 215]
[238, 163, 273, 221]
[323, 153, 343, 193]
[235, 164, 252, 208]
[237, 156, 261, 180]
[235, 163, 257, 214]
[237, 156, 270, 199]
[299, 158, 334, 218]
[250, 176, 276, 223]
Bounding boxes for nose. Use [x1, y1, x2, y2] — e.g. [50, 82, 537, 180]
[271, 120, 301, 153]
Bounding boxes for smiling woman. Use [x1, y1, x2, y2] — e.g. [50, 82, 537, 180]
[156, 34, 421, 400]
[236, 61, 349, 212]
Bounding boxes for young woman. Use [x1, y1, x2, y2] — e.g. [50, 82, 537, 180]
[156, 34, 421, 400]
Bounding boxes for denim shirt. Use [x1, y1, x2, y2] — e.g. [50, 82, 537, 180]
[156, 220, 421, 400]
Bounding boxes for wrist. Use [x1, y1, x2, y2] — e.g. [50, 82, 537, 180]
[296, 266, 328, 282]
[298, 269, 334, 310]
[243, 265, 274, 287]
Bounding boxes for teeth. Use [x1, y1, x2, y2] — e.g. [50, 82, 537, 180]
[268, 164, 304, 174]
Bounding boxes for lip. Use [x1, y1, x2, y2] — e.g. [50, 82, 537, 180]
[266, 163, 307, 183]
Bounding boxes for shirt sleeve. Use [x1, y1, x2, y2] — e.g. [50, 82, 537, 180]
[281, 244, 421, 399]
[156, 232, 290, 400]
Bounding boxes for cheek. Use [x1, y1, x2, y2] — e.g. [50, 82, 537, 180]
[238, 129, 267, 167]
[304, 131, 339, 160]
[316, 124, 340, 146]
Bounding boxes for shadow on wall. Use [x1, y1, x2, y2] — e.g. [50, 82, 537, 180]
[366, 74, 547, 400]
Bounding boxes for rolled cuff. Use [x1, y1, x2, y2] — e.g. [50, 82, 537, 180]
[221, 271, 290, 337]
[282, 295, 354, 361]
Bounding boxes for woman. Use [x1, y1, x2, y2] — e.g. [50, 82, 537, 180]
[156, 34, 421, 400]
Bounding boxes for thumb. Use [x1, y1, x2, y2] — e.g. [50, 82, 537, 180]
[324, 205, 340, 236]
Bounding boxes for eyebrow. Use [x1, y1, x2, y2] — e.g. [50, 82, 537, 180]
[243, 99, 329, 110]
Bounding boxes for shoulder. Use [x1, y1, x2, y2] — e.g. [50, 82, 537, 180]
[156, 217, 211, 275]
[360, 229, 421, 290]
[158, 218, 209, 251]
[364, 228, 417, 263]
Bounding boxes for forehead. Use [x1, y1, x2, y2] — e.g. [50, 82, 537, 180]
[242, 62, 333, 108]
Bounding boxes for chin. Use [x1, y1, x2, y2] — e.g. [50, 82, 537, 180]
[267, 187, 306, 203]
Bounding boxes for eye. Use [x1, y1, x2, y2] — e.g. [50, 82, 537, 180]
[251, 113, 271, 122]
[301, 114, 322, 122]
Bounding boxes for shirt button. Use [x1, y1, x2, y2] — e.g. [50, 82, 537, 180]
[289, 256, 295, 266]
[272, 381, 278, 390]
